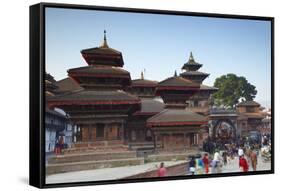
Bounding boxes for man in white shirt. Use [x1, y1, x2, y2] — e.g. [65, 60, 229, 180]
[238, 147, 244, 157]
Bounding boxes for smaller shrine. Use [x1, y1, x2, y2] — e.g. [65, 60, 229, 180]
[127, 71, 158, 98]
[180, 52, 218, 115]
[126, 72, 164, 151]
[237, 100, 264, 136]
[147, 72, 207, 151]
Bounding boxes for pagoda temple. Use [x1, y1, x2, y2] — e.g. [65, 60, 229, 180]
[237, 100, 264, 136]
[180, 52, 218, 115]
[126, 72, 164, 151]
[48, 31, 141, 146]
[147, 72, 207, 151]
[127, 71, 158, 98]
[45, 73, 59, 97]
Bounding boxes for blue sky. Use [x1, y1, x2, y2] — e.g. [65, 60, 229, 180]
[45, 7, 271, 107]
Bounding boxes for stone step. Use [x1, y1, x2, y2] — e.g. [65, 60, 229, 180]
[48, 151, 137, 164]
[46, 158, 144, 175]
[129, 142, 162, 150]
[129, 141, 154, 146]
[63, 145, 129, 155]
[72, 140, 125, 148]
[130, 144, 154, 150]
[146, 151, 198, 163]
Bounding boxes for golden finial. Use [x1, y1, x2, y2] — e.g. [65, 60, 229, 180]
[100, 30, 109, 48]
[141, 71, 144, 80]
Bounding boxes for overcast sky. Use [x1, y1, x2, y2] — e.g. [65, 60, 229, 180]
[45, 7, 272, 108]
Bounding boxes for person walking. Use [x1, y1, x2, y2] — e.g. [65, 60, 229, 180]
[202, 153, 209, 174]
[238, 146, 244, 157]
[189, 156, 196, 175]
[250, 149, 258, 171]
[196, 154, 204, 175]
[54, 139, 60, 155]
[214, 151, 223, 173]
[157, 162, 167, 177]
[222, 151, 227, 165]
[239, 155, 249, 172]
[211, 157, 218, 174]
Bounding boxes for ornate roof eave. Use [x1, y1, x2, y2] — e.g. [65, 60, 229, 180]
[133, 111, 159, 116]
[158, 76, 199, 87]
[80, 30, 124, 67]
[68, 73, 131, 79]
[157, 86, 199, 91]
[181, 64, 202, 71]
[147, 121, 208, 128]
[131, 84, 157, 88]
[48, 100, 141, 109]
[180, 72, 210, 77]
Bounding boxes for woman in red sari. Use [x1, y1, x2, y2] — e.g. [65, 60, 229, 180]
[239, 155, 249, 172]
[202, 153, 209, 174]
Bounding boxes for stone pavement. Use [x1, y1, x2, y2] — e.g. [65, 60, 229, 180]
[220, 154, 271, 173]
[46, 154, 271, 184]
[46, 160, 186, 184]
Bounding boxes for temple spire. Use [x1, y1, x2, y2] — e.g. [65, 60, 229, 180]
[141, 71, 144, 80]
[100, 30, 109, 48]
[174, 70, 177, 77]
[189, 52, 195, 62]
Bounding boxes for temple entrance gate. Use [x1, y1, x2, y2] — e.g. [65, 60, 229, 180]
[209, 109, 239, 143]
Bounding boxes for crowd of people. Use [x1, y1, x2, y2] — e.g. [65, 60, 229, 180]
[188, 135, 272, 175]
[185, 148, 259, 175]
[155, 135, 272, 177]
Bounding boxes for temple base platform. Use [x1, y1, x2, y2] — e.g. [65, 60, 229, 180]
[46, 140, 201, 175]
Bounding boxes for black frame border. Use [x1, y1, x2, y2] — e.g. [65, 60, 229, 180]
[29, 2, 275, 189]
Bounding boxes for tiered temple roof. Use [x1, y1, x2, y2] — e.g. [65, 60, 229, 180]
[147, 109, 207, 127]
[131, 79, 158, 87]
[48, 90, 140, 106]
[45, 73, 58, 97]
[199, 84, 219, 92]
[47, 31, 140, 124]
[133, 98, 165, 116]
[155, 72, 200, 109]
[55, 77, 82, 94]
[180, 52, 210, 84]
[127, 71, 158, 98]
[146, 71, 206, 127]
[181, 52, 202, 71]
[81, 30, 124, 67]
[157, 75, 199, 90]
[68, 66, 131, 90]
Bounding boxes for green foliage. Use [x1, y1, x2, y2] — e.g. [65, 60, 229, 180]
[213, 73, 257, 108]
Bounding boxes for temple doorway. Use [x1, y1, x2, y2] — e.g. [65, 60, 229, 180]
[96, 123, 105, 139]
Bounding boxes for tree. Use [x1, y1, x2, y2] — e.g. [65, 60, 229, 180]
[213, 74, 257, 108]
